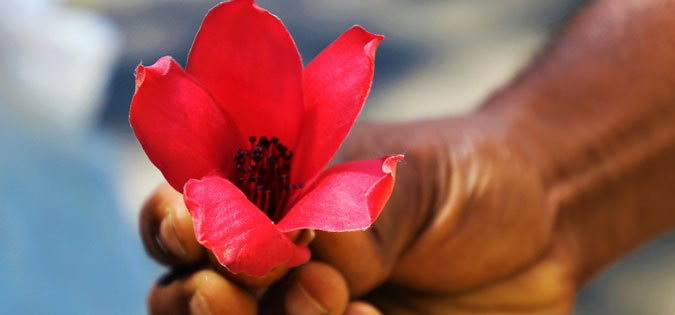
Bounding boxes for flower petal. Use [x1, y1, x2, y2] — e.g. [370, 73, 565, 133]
[184, 176, 310, 276]
[130, 56, 244, 191]
[292, 26, 384, 184]
[186, 0, 304, 148]
[277, 155, 403, 232]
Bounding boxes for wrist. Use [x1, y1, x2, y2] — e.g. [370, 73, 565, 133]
[479, 89, 675, 283]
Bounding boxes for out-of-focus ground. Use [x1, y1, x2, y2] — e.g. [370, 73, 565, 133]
[0, 0, 672, 313]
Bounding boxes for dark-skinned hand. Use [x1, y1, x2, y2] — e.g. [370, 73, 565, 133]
[140, 119, 574, 314]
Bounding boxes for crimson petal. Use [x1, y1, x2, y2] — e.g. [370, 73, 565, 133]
[187, 0, 305, 148]
[130, 56, 243, 191]
[292, 26, 384, 184]
[184, 176, 310, 276]
[277, 155, 403, 232]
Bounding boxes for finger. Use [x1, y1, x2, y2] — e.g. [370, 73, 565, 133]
[282, 262, 349, 315]
[148, 269, 257, 315]
[345, 301, 382, 315]
[140, 184, 204, 266]
[311, 230, 389, 297]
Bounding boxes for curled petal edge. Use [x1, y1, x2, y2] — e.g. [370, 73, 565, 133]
[293, 25, 384, 184]
[130, 56, 243, 192]
[277, 155, 404, 232]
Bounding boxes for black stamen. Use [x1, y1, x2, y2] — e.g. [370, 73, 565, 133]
[260, 136, 269, 148]
[232, 135, 303, 222]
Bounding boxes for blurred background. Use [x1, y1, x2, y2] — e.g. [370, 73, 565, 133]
[0, 0, 673, 314]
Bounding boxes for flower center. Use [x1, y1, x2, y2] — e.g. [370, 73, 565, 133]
[233, 136, 303, 222]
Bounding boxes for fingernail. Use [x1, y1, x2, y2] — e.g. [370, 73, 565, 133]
[159, 211, 187, 256]
[296, 229, 316, 246]
[190, 290, 212, 315]
[345, 302, 382, 315]
[285, 281, 329, 315]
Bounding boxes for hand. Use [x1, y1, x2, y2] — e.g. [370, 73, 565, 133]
[140, 117, 576, 314]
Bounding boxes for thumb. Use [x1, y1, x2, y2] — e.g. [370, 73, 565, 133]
[318, 122, 441, 297]
[309, 148, 433, 297]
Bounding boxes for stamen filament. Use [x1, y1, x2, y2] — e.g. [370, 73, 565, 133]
[233, 136, 303, 222]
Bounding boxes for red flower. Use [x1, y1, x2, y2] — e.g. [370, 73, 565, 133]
[130, 0, 402, 276]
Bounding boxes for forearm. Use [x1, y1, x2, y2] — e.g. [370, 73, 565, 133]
[480, 0, 675, 282]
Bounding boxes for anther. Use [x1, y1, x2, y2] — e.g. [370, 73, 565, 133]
[232, 135, 303, 222]
[260, 136, 270, 148]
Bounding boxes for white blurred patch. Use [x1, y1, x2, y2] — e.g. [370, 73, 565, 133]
[0, 0, 121, 138]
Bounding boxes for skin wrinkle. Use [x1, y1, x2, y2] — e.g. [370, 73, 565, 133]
[541, 105, 675, 195]
[360, 127, 436, 262]
[549, 106, 675, 211]
[370, 285, 568, 315]
[423, 117, 513, 235]
[374, 123, 441, 262]
[389, 250, 554, 299]
[389, 117, 555, 292]
[368, 243, 575, 314]
[167, 212, 188, 257]
[553, 122, 675, 282]
[446, 246, 574, 308]
[397, 146, 444, 258]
